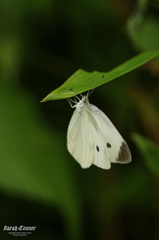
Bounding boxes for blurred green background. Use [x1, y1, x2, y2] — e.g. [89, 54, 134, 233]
[0, 0, 159, 239]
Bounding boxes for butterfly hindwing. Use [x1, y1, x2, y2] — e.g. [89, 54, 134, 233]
[67, 108, 94, 168]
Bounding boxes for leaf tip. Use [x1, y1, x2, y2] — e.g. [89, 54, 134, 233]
[40, 97, 48, 103]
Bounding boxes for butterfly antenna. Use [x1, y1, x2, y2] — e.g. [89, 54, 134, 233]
[87, 74, 105, 97]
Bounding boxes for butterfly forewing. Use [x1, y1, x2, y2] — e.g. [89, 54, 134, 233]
[89, 104, 131, 164]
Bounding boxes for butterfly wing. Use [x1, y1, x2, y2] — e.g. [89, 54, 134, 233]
[89, 104, 131, 167]
[67, 106, 111, 169]
[91, 121, 111, 169]
[67, 100, 131, 170]
[67, 108, 94, 168]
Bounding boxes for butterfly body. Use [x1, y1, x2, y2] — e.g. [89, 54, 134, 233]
[67, 96, 131, 169]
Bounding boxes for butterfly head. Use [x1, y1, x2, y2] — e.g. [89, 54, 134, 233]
[75, 95, 89, 111]
[81, 95, 89, 105]
[68, 88, 90, 109]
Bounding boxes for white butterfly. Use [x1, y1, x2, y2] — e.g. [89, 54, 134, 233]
[67, 93, 131, 169]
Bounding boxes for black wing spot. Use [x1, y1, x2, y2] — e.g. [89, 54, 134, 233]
[107, 143, 111, 148]
[96, 146, 100, 152]
[117, 142, 132, 163]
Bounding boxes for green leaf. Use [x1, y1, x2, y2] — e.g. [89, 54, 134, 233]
[127, 8, 159, 53]
[132, 133, 159, 177]
[42, 50, 159, 101]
